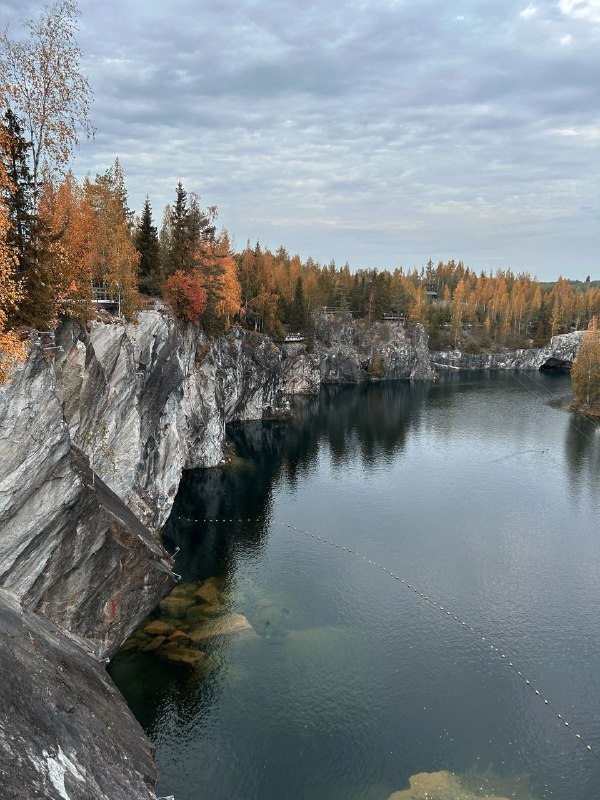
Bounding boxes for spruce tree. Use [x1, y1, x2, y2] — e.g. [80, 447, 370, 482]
[167, 182, 194, 274]
[135, 197, 160, 295]
[0, 109, 35, 274]
[290, 275, 307, 330]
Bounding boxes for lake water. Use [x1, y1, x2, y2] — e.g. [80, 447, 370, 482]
[110, 372, 600, 800]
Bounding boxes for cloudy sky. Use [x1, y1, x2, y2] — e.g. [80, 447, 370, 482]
[3, 0, 599, 279]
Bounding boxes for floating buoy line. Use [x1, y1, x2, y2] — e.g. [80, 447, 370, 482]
[171, 513, 599, 761]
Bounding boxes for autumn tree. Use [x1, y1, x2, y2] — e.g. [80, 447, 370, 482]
[84, 160, 139, 317]
[163, 269, 207, 324]
[37, 172, 95, 319]
[0, 0, 94, 205]
[571, 317, 600, 411]
[203, 231, 240, 330]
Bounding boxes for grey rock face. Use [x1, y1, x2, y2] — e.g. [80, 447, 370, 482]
[0, 348, 174, 658]
[0, 589, 158, 800]
[54, 315, 298, 530]
[430, 331, 585, 372]
[314, 314, 435, 383]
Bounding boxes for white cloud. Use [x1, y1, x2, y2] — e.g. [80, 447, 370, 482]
[558, 0, 600, 23]
[519, 4, 538, 19]
[560, 33, 573, 44]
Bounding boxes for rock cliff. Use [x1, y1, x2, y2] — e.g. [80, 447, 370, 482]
[0, 588, 158, 800]
[430, 331, 584, 372]
[0, 347, 174, 659]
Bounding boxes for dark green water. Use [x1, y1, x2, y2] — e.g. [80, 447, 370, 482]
[110, 372, 600, 800]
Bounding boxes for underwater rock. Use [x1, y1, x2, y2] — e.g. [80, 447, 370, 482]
[186, 605, 210, 625]
[169, 630, 191, 643]
[158, 595, 196, 618]
[159, 647, 206, 668]
[387, 770, 512, 800]
[142, 635, 167, 652]
[188, 613, 254, 641]
[201, 603, 227, 617]
[143, 620, 171, 636]
[195, 580, 221, 604]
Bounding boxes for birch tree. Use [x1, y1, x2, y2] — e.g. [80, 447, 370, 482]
[0, 0, 94, 205]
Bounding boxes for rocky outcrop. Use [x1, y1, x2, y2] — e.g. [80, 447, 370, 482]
[431, 331, 584, 372]
[314, 314, 435, 382]
[0, 348, 174, 658]
[0, 588, 158, 800]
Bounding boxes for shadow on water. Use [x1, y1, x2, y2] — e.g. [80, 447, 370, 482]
[565, 412, 600, 498]
[161, 380, 434, 583]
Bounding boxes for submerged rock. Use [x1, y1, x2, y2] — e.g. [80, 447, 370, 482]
[158, 594, 196, 617]
[143, 620, 172, 636]
[159, 647, 206, 668]
[195, 581, 221, 604]
[388, 770, 519, 800]
[188, 613, 254, 641]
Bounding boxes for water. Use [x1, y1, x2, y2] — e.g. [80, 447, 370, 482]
[110, 372, 600, 800]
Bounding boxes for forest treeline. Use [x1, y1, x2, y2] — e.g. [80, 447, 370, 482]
[1, 0, 599, 384]
[2, 143, 599, 350]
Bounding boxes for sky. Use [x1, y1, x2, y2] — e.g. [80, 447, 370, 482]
[2, 0, 599, 280]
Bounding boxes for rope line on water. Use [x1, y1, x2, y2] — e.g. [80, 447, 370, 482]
[171, 513, 600, 761]
[275, 521, 600, 761]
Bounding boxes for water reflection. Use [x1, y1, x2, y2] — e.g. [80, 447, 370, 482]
[565, 413, 600, 498]
[162, 381, 433, 581]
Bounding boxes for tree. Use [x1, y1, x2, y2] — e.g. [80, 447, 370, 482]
[160, 183, 216, 277]
[135, 197, 160, 295]
[84, 160, 139, 317]
[163, 269, 207, 324]
[571, 317, 600, 410]
[207, 231, 241, 329]
[0, 109, 34, 272]
[0, 0, 94, 205]
[0, 121, 26, 381]
[37, 172, 95, 320]
[289, 275, 307, 330]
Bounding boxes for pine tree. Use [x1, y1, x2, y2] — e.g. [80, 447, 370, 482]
[289, 275, 307, 330]
[0, 109, 35, 273]
[135, 197, 160, 295]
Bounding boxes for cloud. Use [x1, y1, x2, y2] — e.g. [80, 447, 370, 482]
[4, 0, 598, 278]
[558, 0, 600, 22]
[519, 5, 538, 19]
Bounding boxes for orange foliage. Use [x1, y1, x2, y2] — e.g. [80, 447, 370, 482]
[163, 269, 207, 324]
[198, 231, 241, 327]
[37, 173, 95, 318]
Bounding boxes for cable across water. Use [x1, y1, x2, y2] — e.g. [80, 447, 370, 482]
[172, 513, 599, 761]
